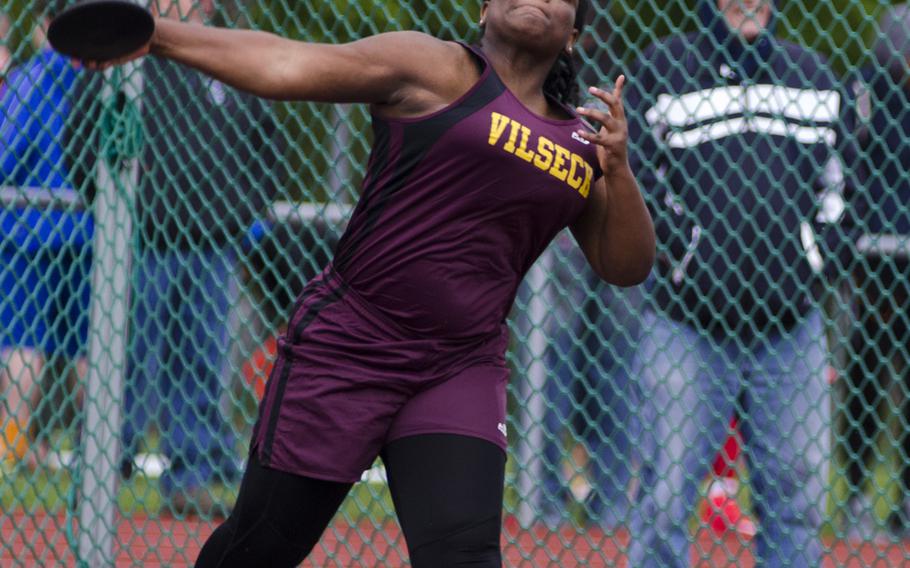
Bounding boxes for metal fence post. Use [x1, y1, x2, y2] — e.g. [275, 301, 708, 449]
[77, 62, 142, 567]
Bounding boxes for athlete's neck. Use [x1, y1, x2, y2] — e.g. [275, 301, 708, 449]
[479, 38, 558, 118]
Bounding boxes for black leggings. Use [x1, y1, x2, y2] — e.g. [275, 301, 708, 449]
[195, 434, 506, 567]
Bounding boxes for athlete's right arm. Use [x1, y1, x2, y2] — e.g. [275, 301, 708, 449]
[83, 19, 467, 110]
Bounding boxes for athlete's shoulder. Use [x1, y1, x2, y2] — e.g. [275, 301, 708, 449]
[368, 35, 482, 119]
[357, 32, 476, 92]
[367, 30, 444, 49]
[363, 31, 468, 68]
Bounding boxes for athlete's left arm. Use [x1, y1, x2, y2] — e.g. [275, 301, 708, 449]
[571, 165, 655, 286]
[570, 78, 655, 286]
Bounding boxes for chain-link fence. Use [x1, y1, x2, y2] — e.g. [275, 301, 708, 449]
[2, 0, 910, 566]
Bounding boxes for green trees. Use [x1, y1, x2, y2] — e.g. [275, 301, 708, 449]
[1, 0, 899, 200]
[583, 0, 896, 82]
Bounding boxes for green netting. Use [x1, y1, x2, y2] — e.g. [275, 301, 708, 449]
[2, 0, 910, 566]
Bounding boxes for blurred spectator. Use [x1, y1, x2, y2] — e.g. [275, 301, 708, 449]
[0, 1, 90, 466]
[119, 0, 279, 516]
[538, 232, 642, 530]
[840, 3, 910, 538]
[1, 13, 11, 81]
[625, 1, 855, 565]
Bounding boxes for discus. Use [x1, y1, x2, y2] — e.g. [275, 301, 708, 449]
[48, 0, 154, 62]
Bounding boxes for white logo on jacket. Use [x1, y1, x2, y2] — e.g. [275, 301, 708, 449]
[645, 84, 840, 148]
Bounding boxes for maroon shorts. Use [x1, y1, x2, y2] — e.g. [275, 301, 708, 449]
[250, 269, 509, 483]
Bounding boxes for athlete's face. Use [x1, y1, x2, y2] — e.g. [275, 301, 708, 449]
[718, 0, 772, 42]
[481, 0, 580, 56]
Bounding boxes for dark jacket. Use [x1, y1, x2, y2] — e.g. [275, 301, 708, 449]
[138, 59, 280, 250]
[856, 3, 910, 239]
[627, 1, 858, 338]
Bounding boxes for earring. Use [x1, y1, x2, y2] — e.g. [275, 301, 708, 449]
[479, 18, 485, 26]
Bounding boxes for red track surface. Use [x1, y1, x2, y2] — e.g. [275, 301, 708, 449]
[3, 511, 910, 567]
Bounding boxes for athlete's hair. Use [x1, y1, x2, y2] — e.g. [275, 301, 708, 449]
[543, 0, 589, 107]
[478, 0, 590, 107]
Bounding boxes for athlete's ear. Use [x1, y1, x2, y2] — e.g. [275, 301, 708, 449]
[480, 1, 490, 26]
[566, 29, 580, 55]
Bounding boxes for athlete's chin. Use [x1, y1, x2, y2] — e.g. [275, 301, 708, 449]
[505, 8, 555, 35]
[501, 21, 563, 54]
[511, 4, 549, 23]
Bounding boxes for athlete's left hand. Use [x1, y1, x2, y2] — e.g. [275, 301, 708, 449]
[573, 76, 630, 177]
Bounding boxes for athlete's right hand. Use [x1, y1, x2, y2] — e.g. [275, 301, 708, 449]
[573, 76, 631, 178]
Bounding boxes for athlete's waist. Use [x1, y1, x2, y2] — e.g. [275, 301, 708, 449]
[326, 262, 510, 346]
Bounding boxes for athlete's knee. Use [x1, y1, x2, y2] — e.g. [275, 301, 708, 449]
[194, 517, 311, 568]
[407, 514, 502, 568]
[258, 521, 312, 567]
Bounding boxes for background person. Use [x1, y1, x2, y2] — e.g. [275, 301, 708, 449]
[538, 231, 642, 530]
[1, 12, 12, 81]
[117, 0, 280, 517]
[839, 2, 910, 538]
[0, 0, 90, 468]
[626, 0, 855, 565]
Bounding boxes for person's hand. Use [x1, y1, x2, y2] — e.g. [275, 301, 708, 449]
[574, 76, 631, 177]
[72, 41, 152, 71]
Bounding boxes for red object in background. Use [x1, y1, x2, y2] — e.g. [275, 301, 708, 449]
[702, 419, 756, 536]
[706, 490, 748, 535]
[241, 335, 278, 400]
[713, 418, 741, 478]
